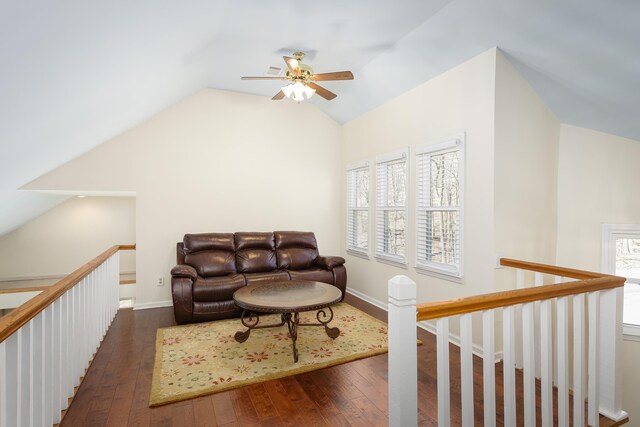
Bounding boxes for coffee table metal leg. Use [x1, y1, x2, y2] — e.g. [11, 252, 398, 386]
[298, 306, 341, 339]
[234, 310, 258, 343]
[284, 312, 299, 362]
[235, 310, 288, 343]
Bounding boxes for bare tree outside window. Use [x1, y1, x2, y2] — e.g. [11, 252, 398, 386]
[616, 237, 640, 325]
[417, 138, 463, 276]
[376, 152, 408, 263]
[347, 165, 369, 253]
[383, 161, 406, 257]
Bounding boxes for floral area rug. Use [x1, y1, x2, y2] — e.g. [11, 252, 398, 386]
[149, 302, 389, 406]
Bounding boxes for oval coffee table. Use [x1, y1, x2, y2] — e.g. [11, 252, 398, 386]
[233, 281, 342, 362]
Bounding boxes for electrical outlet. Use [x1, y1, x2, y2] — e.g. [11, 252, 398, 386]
[157, 276, 164, 286]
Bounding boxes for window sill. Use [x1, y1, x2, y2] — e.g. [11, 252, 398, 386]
[374, 255, 408, 269]
[346, 249, 370, 260]
[623, 323, 640, 341]
[415, 265, 463, 284]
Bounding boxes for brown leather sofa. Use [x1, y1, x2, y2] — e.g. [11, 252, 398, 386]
[170, 231, 346, 324]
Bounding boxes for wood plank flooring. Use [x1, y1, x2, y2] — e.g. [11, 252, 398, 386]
[59, 293, 622, 426]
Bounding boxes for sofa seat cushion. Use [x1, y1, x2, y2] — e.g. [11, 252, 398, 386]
[193, 301, 242, 322]
[287, 268, 334, 285]
[243, 271, 290, 285]
[192, 274, 246, 302]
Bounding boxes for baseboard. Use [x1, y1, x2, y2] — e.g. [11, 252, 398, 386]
[133, 300, 173, 310]
[346, 288, 503, 362]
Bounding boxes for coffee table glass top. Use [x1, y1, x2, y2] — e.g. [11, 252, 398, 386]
[233, 281, 342, 312]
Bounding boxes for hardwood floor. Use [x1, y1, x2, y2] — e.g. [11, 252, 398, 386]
[59, 293, 620, 426]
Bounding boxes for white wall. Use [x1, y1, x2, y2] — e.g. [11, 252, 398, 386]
[556, 124, 640, 270]
[25, 89, 343, 308]
[493, 51, 560, 290]
[341, 48, 497, 307]
[556, 124, 640, 425]
[0, 196, 135, 278]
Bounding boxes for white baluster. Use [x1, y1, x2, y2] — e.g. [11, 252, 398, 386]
[540, 299, 553, 426]
[3, 334, 18, 427]
[31, 312, 44, 427]
[598, 288, 628, 421]
[557, 296, 569, 427]
[0, 340, 6, 427]
[44, 306, 54, 427]
[52, 300, 62, 423]
[483, 310, 496, 427]
[19, 323, 32, 426]
[502, 306, 516, 426]
[515, 269, 525, 369]
[534, 272, 543, 286]
[588, 291, 600, 427]
[460, 313, 473, 427]
[574, 294, 585, 427]
[522, 302, 536, 427]
[61, 291, 71, 406]
[437, 317, 450, 427]
[387, 275, 417, 427]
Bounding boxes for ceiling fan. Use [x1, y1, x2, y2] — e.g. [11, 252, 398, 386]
[241, 51, 354, 102]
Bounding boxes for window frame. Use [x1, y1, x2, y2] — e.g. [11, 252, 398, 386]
[346, 160, 371, 258]
[374, 148, 409, 266]
[602, 223, 640, 341]
[415, 134, 465, 280]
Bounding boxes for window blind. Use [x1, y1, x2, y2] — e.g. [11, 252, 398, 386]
[416, 136, 463, 276]
[346, 161, 370, 255]
[375, 149, 408, 264]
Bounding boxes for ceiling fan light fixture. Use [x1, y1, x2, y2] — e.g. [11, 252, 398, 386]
[281, 83, 294, 98]
[303, 84, 316, 99]
[281, 81, 315, 102]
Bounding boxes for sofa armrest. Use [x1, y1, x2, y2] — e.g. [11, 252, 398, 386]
[314, 255, 346, 270]
[171, 264, 198, 281]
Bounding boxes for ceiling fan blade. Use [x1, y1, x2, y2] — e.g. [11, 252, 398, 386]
[272, 91, 285, 100]
[307, 82, 337, 100]
[241, 76, 288, 80]
[283, 56, 301, 75]
[311, 71, 354, 81]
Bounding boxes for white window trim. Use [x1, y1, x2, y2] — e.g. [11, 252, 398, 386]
[375, 148, 409, 266]
[346, 160, 371, 258]
[415, 133, 464, 280]
[602, 223, 640, 340]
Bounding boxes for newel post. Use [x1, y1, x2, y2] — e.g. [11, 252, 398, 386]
[388, 275, 418, 427]
[598, 287, 628, 421]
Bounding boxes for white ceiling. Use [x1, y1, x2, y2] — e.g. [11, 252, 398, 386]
[1, 0, 639, 237]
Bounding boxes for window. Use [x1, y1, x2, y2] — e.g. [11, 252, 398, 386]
[375, 148, 408, 265]
[416, 135, 464, 278]
[602, 224, 640, 339]
[346, 161, 370, 256]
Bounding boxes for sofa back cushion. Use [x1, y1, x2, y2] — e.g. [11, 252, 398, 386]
[183, 233, 236, 277]
[235, 232, 277, 273]
[275, 231, 319, 270]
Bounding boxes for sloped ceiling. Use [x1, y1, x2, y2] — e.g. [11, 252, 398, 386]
[1, 0, 639, 237]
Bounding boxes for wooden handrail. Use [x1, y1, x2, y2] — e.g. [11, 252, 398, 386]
[0, 244, 135, 343]
[119, 244, 136, 251]
[499, 258, 603, 280]
[417, 275, 625, 321]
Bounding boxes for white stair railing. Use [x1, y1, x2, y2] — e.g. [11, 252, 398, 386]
[388, 259, 628, 426]
[0, 245, 132, 427]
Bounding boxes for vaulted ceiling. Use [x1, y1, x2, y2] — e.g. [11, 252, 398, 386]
[1, 0, 639, 237]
